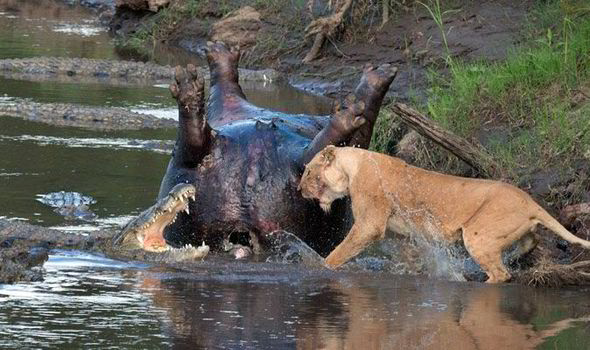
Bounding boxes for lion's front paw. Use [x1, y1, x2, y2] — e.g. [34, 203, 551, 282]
[324, 256, 343, 270]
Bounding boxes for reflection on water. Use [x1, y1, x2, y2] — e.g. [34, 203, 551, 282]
[0, 76, 175, 108]
[0, 251, 170, 349]
[1, 250, 589, 349]
[0, 0, 113, 59]
[0, 75, 332, 116]
[141, 271, 590, 349]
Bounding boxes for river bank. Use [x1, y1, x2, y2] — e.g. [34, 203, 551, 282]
[111, 0, 533, 98]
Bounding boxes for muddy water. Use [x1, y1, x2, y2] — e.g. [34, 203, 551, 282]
[1, 1, 590, 349]
[0, 116, 173, 227]
[1, 250, 590, 349]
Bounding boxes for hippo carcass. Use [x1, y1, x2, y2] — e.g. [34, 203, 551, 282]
[114, 42, 397, 256]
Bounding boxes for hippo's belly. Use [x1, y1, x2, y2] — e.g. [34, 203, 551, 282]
[161, 117, 350, 253]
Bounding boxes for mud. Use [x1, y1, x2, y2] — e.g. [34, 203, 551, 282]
[0, 219, 107, 283]
[297, 1, 531, 99]
[111, 1, 532, 100]
[0, 98, 177, 130]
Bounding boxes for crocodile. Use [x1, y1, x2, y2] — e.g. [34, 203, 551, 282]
[36, 191, 98, 221]
[0, 57, 284, 84]
[0, 98, 177, 130]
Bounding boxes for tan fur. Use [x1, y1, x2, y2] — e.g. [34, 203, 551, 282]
[299, 146, 590, 283]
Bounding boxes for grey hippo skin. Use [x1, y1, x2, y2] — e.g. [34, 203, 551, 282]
[116, 41, 398, 256]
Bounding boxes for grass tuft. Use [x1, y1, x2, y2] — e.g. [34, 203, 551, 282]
[422, 1, 590, 175]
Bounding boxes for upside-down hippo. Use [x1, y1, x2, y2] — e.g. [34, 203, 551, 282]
[114, 42, 397, 256]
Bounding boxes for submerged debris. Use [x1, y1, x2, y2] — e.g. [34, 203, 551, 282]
[514, 247, 590, 287]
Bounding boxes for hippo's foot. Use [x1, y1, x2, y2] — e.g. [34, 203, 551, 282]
[206, 41, 241, 82]
[302, 95, 366, 164]
[302, 63, 398, 163]
[347, 63, 398, 148]
[330, 95, 367, 134]
[205, 41, 250, 124]
[361, 63, 399, 93]
[170, 64, 214, 166]
[113, 184, 196, 252]
[170, 64, 205, 121]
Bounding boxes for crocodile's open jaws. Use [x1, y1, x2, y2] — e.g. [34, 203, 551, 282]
[113, 184, 203, 254]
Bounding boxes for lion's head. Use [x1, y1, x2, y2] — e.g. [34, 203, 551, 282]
[298, 146, 349, 212]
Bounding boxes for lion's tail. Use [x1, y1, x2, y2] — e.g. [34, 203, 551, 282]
[536, 207, 590, 249]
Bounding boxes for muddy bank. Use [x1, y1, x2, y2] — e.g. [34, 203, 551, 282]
[110, 0, 532, 99]
[0, 98, 177, 130]
[0, 219, 109, 283]
[296, 0, 530, 99]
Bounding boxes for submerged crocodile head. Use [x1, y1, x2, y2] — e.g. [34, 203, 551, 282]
[113, 184, 196, 252]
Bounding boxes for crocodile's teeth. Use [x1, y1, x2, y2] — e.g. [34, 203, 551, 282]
[184, 206, 190, 215]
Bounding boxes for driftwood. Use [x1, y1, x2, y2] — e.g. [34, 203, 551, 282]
[391, 103, 502, 178]
[302, 0, 353, 63]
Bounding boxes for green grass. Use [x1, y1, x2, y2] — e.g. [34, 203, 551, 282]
[421, 1, 590, 174]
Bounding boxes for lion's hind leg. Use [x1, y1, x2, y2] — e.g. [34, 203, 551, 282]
[461, 218, 533, 283]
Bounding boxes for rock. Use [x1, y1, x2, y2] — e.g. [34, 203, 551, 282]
[147, 0, 169, 12]
[560, 202, 590, 228]
[396, 130, 421, 163]
[210, 6, 262, 48]
[115, 0, 145, 11]
[115, 0, 169, 12]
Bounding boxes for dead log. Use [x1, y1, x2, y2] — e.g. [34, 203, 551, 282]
[391, 103, 501, 178]
[302, 0, 353, 63]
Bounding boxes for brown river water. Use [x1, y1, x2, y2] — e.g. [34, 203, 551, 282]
[1, 1, 590, 349]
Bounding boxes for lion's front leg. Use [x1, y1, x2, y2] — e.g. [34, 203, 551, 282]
[324, 222, 386, 268]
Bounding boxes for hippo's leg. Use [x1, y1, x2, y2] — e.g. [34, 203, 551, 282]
[347, 64, 398, 148]
[206, 41, 261, 125]
[170, 64, 214, 167]
[302, 97, 366, 164]
[301, 64, 398, 164]
[113, 184, 196, 252]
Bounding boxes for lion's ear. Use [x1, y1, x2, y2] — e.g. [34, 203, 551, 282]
[321, 145, 337, 165]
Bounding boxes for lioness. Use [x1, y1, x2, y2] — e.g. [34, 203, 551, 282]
[298, 146, 590, 283]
